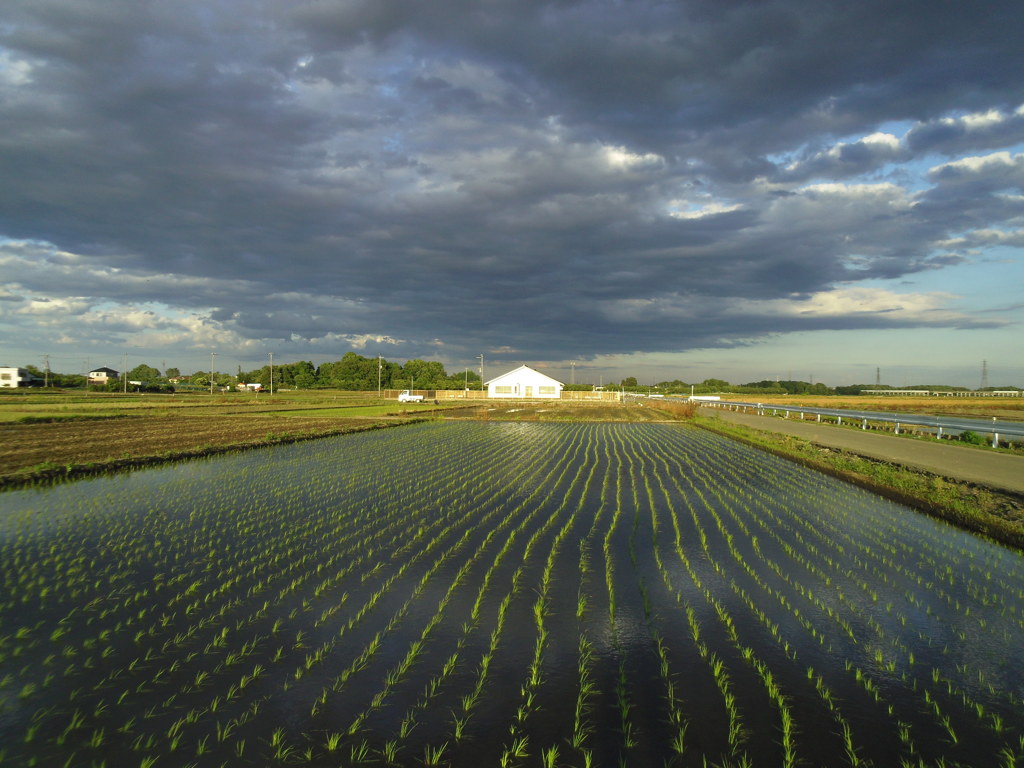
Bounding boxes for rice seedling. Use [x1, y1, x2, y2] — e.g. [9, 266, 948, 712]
[421, 742, 448, 766]
[3, 420, 1024, 765]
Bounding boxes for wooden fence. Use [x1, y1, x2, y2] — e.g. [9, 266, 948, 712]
[382, 389, 621, 402]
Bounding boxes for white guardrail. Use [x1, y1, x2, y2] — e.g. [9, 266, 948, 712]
[692, 399, 1024, 448]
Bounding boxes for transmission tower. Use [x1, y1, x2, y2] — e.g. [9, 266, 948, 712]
[981, 360, 989, 390]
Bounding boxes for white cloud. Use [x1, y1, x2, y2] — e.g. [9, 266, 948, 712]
[0, 49, 33, 86]
[307, 332, 403, 349]
[19, 297, 92, 317]
[930, 151, 1022, 176]
[936, 228, 1024, 249]
[960, 109, 1006, 130]
[601, 287, 987, 328]
[602, 145, 664, 170]
[669, 201, 743, 219]
[859, 132, 901, 150]
[730, 287, 967, 321]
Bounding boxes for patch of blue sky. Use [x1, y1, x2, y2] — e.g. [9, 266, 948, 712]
[851, 246, 1023, 313]
[88, 300, 195, 321]
[671, 326, 1023, 388]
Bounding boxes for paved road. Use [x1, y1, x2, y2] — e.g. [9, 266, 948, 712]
[701, 407, 1024, 496]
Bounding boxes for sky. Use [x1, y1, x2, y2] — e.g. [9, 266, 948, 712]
[1, 0, 1022, 388]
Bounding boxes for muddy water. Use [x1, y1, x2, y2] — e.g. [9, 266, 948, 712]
[1, 421, 1023, 767]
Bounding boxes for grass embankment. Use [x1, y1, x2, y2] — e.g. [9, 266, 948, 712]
[695, 415, 1024, 550]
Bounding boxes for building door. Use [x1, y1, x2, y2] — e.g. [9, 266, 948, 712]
[525, 386, 532, 397]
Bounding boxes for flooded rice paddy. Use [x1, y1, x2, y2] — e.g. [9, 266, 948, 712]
[1, 421, 1022, 767]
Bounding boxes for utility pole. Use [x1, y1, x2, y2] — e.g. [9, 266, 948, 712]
[478, 354, 484, 392]
[377, 354, 382, 397]
[571, 361, 576, 386]
[210, 352, 217, 395]
[123, 352, 128, 393]
[981, 360, 989, 390]
[42, 354, 50, 387]
[268, 352, 274, 396]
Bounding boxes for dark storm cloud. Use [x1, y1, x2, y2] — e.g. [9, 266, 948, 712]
[1, 0, 1022, 365]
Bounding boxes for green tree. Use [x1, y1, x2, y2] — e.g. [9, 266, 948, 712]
[191, 370, 230, 388]
[442, 369, 480, 390]
[318, 352, 382, 389]
[621, 376, 638, 388]
[128, 364, 161, 381]
[238, 366, 271, 387]
[277, 361, 315, 388]
[165, 367, 181, 379]
[701, 378, 730, 389]
[400, 359, 447, 389]
[51, 372, 87, 388]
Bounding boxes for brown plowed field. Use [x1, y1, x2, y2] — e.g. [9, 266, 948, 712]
[0, 414, 390, 482]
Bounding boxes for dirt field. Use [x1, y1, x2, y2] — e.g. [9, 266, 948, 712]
[459, 400, 695, 421]
[0, 414, 404, 484]
[0, 399, 686, 484]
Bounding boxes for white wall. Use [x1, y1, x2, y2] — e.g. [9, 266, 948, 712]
[486, 366, 563, 398]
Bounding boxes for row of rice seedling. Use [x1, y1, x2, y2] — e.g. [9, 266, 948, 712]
[318, 425, 597, 763]
[647, 424, 1024, 766]
[299, 423, 598, 765]
[588, 421, 1016, 766]
[281, 423, 592, 763]
[2, 421, 1023, 767]
[1, 424, 544, 765]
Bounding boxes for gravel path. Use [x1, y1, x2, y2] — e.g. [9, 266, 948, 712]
[701, 406, 1024, 496]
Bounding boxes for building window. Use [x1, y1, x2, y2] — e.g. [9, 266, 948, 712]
[538, 386, 556, 394]
[494, 385, 514, 394]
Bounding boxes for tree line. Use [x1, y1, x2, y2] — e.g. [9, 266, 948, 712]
[14, 355, 483, 392]
[14, 360, 1018, 394]
[236, 353, 482, 391]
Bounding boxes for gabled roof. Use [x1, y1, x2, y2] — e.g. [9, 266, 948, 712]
[89, 367, 119, 375]
[484, 364, 564, 386]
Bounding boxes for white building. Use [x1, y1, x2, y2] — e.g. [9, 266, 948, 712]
[0, 366, 41, 388]
[88, 367, 119, 385]
[485, 365, 564, 399]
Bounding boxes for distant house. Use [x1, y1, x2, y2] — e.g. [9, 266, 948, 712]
[485, 365, 564, 399]
[0, 366, 42, 388]
[88, 367, 120, 385]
